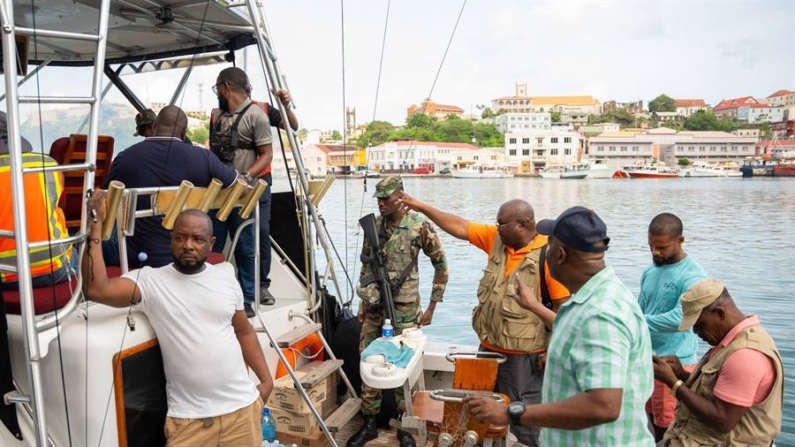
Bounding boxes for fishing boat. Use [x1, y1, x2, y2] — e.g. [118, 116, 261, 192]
[625, 165, 679, 179]
[0, 2, 504, 447]
[740, 158, 777, 178]
[451, 164, 514, 179]
[772, 162, 795, 177]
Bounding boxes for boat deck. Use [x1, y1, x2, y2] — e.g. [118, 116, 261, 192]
[334, 415, 435, 447]
[334, 415, 527, 447]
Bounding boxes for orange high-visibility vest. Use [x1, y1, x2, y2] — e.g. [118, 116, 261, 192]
[210, 100, 273, 175]
[0, 153, 72, 282]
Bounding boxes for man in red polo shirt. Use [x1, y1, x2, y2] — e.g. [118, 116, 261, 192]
[398, 195, 569, 447]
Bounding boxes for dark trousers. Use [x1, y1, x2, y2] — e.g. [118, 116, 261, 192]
[258, 173, 272, 287]
[480, 345, 543, 447]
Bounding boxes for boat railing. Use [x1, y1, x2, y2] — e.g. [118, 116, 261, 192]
[1, 0, 113, 442]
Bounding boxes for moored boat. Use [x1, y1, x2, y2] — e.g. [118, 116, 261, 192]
[451, 164, 514, 179]
[772, 163, 795, 177]
[626, 165, 679, 179]
[583, 158, 615, 179]
[540, 163, 589, 179]
[679, 161, 742, 178]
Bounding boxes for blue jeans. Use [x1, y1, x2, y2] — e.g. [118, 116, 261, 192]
[1, 250, 79, 290]
[258, 174, 272, 288]
[209, 210, 255, 305]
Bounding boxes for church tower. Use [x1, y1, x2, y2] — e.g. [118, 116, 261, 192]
[516, 80, 527, 97]
[346, 107, 356, 137]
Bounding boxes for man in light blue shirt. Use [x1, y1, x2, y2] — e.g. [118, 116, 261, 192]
[638, 212, 706, 440]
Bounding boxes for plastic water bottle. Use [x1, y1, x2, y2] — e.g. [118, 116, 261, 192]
[382, 318, 394, 339]
[261, 407, 277, 446]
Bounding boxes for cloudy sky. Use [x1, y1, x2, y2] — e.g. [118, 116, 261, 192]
[14, 0, 795, 131]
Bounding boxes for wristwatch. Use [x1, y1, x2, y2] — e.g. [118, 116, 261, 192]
[507, 401, 526, 425]
[242, 172, 254, 184]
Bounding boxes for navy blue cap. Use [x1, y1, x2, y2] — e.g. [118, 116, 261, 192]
[536, 206, 610, 253]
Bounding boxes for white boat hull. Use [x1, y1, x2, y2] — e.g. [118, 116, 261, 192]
[679, 169, 742, 178]
[452, 172, 514, 179]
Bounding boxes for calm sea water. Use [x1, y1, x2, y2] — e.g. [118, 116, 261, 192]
[315, 176, 795, 444]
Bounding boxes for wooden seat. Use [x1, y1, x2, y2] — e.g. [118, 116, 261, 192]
[49, 134, 115, 231]
[2, 266, 120, 315]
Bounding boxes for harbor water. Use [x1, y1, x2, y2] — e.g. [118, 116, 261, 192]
[316, 176, 795, 445]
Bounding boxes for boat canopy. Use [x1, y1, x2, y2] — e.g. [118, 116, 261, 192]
[9, 0, 257, 67]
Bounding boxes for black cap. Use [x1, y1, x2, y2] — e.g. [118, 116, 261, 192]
[536, 206, 610, 253]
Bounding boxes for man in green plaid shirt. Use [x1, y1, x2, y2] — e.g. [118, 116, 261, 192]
[465, 206, 655, 446]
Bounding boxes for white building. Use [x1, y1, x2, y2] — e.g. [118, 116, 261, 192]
[271, 144, 329, 178]
[588, 128, 757, 166]
[369, 141, 479, 172]
[504, 130, 582, 172]
[737, 105, 785, 124]
[445, 147, 507, 170]
[495, 112, 551, 133]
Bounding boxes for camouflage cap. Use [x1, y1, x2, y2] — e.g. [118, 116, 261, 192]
[133, 109, 157, 136]
[373, 176, 403, 198]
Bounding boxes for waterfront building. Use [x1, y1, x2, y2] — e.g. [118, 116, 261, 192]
[272, 144, 330, 178]
[588, 128, 756, 166]
[504, 129, 582, 172]
[368, 140, 480, 172]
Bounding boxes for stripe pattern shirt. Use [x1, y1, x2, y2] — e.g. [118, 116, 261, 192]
[541, 267, 655, 446]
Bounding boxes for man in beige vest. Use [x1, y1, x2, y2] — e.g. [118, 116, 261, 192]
[398, 196, 568, 447]
[652, 279, 783, 446]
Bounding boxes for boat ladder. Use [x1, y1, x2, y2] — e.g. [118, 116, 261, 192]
[0, 0, 112, 445]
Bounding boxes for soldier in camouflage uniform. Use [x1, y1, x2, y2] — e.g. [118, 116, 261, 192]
[347, 177, 448, 447]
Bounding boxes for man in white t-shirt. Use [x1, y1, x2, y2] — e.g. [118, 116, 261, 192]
[82, 192, 273, 447]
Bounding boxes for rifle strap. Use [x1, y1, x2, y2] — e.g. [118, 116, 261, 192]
[539, 246, 552, 311]
[378, 215, 420, 296]
[391, 252, 418, 296]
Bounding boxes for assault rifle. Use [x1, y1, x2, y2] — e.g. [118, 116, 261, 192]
[358, 213, 397, 325]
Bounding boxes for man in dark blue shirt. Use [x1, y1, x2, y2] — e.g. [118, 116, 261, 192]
[104, 106, 238, 269]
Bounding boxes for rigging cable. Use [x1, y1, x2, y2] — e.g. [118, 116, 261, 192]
[25, 0, 75, 444]
[340, 0, 350, 303]
[404, 0, 468, 157]
[350, 0, 392, 306]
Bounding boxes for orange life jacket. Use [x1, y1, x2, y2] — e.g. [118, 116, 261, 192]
[0, 153, 72, 282]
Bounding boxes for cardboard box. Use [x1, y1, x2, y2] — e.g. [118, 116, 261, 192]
[267, 369, 327, 414]
[271, 406, 318, 435]
[277, 426, 332, 447]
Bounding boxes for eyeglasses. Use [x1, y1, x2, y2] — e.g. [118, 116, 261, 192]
[211, 82, 227, 95]
[496, 219, 524, 229]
